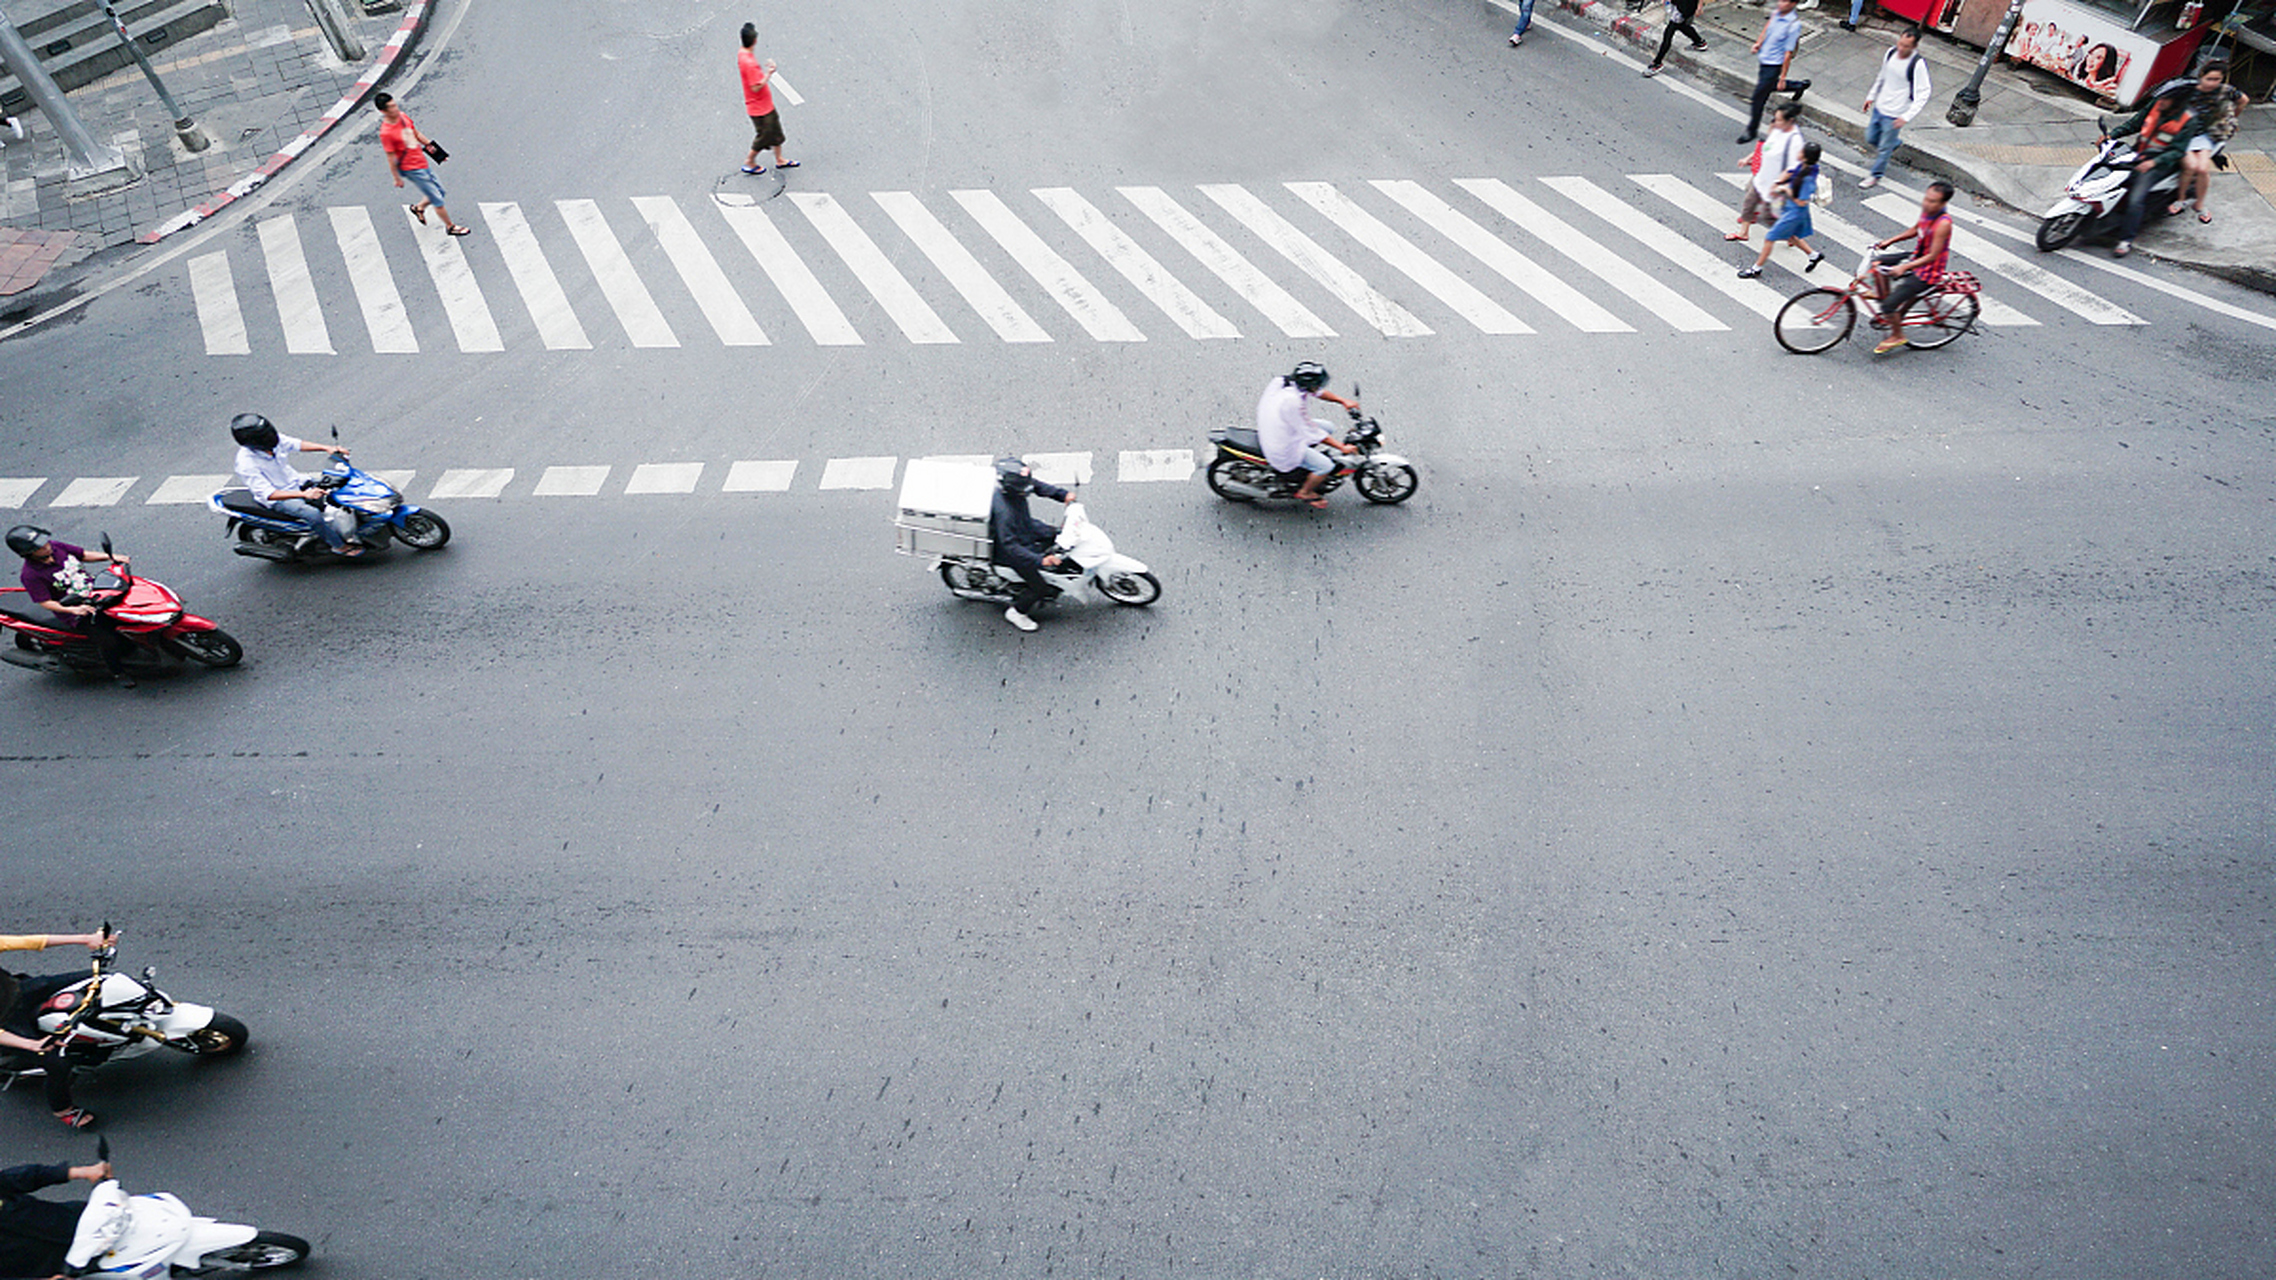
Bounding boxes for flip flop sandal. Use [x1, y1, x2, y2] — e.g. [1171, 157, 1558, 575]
[55, 1108, 96, 1129]
[1297, 495, 1329, 509]
[446, 226, 471, 237]
[776, 159, 801, 169]
[1722, 232, 1749, 241]
[741, 164, 765, 175]
[2197, 211, 2213, 223]
[407, 204, 428, 224]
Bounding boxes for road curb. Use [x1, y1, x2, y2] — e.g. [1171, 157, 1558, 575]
[135, 0, 438, 244]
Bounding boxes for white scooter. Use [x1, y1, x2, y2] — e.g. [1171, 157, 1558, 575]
[2, 930, 248, 1099]
[2035, 118, 2196, 251]
[936, 501, 1163, 608]
[66, 1138, 310, 1275]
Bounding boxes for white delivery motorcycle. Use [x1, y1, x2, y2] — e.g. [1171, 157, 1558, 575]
[938, 501, 1162, 608]
[2, 930, 248, 1099]
[67, 1138, 310, 1275]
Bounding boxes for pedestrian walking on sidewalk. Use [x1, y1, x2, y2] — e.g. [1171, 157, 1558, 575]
[1645, 0, 1710, 76]
[0, 112, 23, 146]
[376, 93, 469, 237]
[1741, 142, 1826, 276]
[1506, 0, 1536, 47]
[738, 23, 798, 175]
[1739, 0, 1811, 143]
[1859, 27, 1931, 188]
[1729, 103, 1805, 241]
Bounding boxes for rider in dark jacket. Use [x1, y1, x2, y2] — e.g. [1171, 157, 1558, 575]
[989, 456, 1073, 632]
[0, 1158, 109, 1279]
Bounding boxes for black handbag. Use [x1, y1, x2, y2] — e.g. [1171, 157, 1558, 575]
[421, 139, 448, 164]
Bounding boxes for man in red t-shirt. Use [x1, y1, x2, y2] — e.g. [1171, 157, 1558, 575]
[376, 92, 469, 236]
[738, 23, 796, 176]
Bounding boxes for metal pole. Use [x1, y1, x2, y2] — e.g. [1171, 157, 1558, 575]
[1945, 0, 2029, 126]
[0, 12, 138, 192]
[93, 0, 211, 151]
[305, 0, 368, 63]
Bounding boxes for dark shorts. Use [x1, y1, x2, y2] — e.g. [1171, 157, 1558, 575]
[749, 111, 786, 150]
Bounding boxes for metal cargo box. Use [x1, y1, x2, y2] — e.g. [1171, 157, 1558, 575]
[894, 458, 994, 559]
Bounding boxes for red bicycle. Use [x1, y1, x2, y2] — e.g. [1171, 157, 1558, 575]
[1773, 252, 1984, 354]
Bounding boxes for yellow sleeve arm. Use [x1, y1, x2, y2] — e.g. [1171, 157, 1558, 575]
[0, 935, 50, 951]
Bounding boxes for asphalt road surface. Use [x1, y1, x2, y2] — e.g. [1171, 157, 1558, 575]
[1, 1, 2270, 1276]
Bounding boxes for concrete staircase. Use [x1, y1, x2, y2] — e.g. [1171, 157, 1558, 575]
[0, 0, 231, 115]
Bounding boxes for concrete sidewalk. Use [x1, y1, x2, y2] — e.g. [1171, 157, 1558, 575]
[1504, 0, 2276, 292]
[0, 0, 422, 299]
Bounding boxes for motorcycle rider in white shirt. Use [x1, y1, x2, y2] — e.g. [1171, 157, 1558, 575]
[1255, 361, 1360, 509]
[229, 413, 362, 557]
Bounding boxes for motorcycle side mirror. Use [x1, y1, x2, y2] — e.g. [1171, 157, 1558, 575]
[96, 1135, 110, 1164]
[100, 534, 113, 556]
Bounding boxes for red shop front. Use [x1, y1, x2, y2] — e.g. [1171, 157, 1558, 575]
[1876, 0, 2215, 105]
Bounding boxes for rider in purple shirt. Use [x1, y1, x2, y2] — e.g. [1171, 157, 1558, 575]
[8, 526, 132, 684]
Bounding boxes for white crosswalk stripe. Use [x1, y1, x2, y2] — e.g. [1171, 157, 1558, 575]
[625, 462, 705, 494]
[788, 191, 956, 344]
[533, 465, 610, 496]
[145, 474, 226, 504]
[1544, 176, 1785, 320]
[1117, 450, 1193, 483]
[1376, 179, 1631, 332]
[952, 190, 1144, 342]
[50, 477, 137, 507]
[1201, 183, 1430, 337]
[873, 191, 1051, 343]
[188, 252, 250, 356]
[1033, 187, 1237, 340]
[818, 456, 897, 490]
[723, 460, 799, 491]
[1026, 452, 1094, 486]
[633, 196, 769, 346]
[1119, 186, 1332, 337]
[1861, 192, 2145, 326]
[257, 215, 334, 354]
[174, 177, 2202, 356]
[714, 198, 862, 346]
[557, 198, 678, 348]
[328, 206, 417, 353]
[1288, 182, 1531, 335]
[1456, 178, 1725, 333]
[481, 202, 592, 350]
[403, 207, 506, 352]
[428, 468, 515, 500]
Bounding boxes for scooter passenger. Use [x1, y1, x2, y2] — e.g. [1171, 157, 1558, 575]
[0, 930, 113, 1129]
[991, 456, 1074, 633]
[229, 414, 363, 557]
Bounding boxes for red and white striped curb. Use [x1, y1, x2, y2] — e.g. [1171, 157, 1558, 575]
[137, 1, 433, 244]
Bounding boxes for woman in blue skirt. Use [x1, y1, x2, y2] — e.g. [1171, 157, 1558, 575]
[1739, 141, 1825, 278]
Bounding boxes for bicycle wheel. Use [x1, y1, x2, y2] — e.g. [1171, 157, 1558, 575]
[1905, 292, 1980, 350]
[1773, 289, 1855, 354]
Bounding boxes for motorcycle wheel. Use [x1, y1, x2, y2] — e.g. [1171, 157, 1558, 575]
[191, 1230, 311, 1271]
[1355, 464, 1419, 505]
[2035, 211, 2086, 252]
[181, 1012, 249, 1056]
[1096, 570, 1162, 606]
[1204, 458, 1261, 503]
[172, 629, 244, 668]
[396, 511, 451, 550]
[938, 562, 1004, 600]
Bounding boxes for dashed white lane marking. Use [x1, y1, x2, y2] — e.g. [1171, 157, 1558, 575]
[402, 205, 507, 352]
[1376, 179, 1631, 333]
[633, 196, 770, 346]
[145, 475, 227, 505]
[723, 460, 799, 492]
[788, 192, 957, 344]
[770, 73, 803, 106]
[0, 479, 50, 508]
[1861, 192, 2145, 326]
[372, 470, 417, 491]
[49, 477, 138, 508]
[625, 462, 705, 494]
[328, 206, 418, 353]
[481, 201, 593, 350]
[1119, 186, 1336, 338]
[1032, 187, 1238, 340]
[1200, 182, 1432, 337]
[817, 456, 898, 490]
[714, 200, 862, 346]
[257, 215, 335, 355]
[951, 190, 1145, 342]
[1026, 452, 1094, 486]
[533, 465, 610, 497]
[1455, 178, 1726, 333]
[1288, 182, 1532, 335]
[428, 468, 515, 500]
[1117, 449, 1195, 483]
[873, 191, 1052, 343]
[1544, 176, 1784, 321]
[557, 198, 679, 348]
[188, 252, 251, 356]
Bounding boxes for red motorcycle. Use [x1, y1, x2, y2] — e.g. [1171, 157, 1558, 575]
[1, 539, 242, 679]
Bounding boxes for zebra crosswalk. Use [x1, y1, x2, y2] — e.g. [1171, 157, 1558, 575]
[185, 172, 2161, 356]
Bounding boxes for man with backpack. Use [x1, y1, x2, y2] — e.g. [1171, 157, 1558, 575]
[1859, 27, 1932, 190]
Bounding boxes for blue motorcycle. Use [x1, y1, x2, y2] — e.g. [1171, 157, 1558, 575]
[209, 453, 450, 564]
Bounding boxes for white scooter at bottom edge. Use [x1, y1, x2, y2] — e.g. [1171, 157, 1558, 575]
[66, 1137, 309, 1276]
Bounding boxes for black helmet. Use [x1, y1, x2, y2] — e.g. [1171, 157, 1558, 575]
[995, 455, 1033, 496]
[1288, 361, 1329, 393]
[5, 524, 51, 559]
[229, 412, 280, 451]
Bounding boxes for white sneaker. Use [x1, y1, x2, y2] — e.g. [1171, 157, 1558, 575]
[1004, 606, 1038, 632]
[6, 117, 21, 140]
[1858, 174, 1880, 189]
